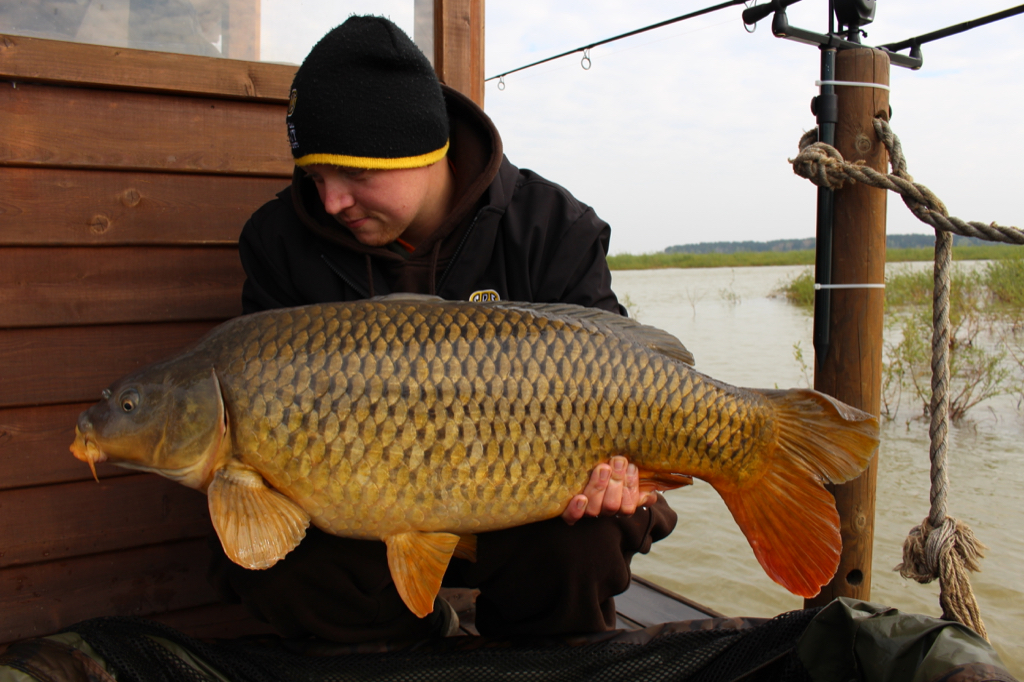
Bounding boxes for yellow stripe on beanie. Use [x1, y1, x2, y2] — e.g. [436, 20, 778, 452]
[295, 141, 449, 170]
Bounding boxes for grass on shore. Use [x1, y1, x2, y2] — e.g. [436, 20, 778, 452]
[606, 245, 1019, 271]
[775, 255, 1024, 422]
[774, 252, 1024, 310]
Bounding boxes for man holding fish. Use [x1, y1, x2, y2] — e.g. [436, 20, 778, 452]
[211, 15, 679, 641]
[71, 12, 876, 643]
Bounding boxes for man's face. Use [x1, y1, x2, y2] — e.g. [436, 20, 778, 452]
[303, 163, 445, 248]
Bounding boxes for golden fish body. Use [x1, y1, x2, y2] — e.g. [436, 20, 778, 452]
[226, 301, 728, 538]
[71, 296, 878, 617]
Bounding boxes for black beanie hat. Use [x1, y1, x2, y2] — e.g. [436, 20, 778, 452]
[287, 16, 450, 170]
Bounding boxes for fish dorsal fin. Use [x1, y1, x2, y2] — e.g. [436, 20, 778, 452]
[208, 462, 310, 570]
[384, 531, 462, 618]
[373, 293, 445, 302]
[490, 301, 696, 367]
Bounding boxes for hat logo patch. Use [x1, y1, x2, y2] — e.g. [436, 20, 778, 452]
[287, 123, 299, 150]
[287, 88, 298, 116]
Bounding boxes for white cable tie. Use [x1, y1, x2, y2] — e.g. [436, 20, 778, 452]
[816, 79, 891, 91]
[814, 283, 886, 290]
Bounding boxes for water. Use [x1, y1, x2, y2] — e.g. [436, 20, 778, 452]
[613, 265, 1024, 677]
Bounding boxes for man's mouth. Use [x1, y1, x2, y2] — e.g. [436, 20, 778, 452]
[340, 215, 369, 230]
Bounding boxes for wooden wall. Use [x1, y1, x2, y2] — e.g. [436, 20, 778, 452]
[0, 34, 296, 646]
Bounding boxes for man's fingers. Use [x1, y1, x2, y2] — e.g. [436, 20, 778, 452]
[567, 458, 660, 525]
[583, 464, 611, 516]
[600, 456, 627, 514]
[618, 463, 640, 516]
[561, 495, 588, 525]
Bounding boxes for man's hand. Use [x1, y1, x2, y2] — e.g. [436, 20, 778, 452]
[561, 456, 659, 525]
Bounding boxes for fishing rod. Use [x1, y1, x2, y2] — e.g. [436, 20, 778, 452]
[878, 4, 1024, 55]
[485, 0, 750, 84]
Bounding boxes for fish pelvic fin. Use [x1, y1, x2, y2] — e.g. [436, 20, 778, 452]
[637, 469, 693, 494]
[208, 462, 310, 570]
[385, 531, 462, 618]
[718, 388, 878, 598]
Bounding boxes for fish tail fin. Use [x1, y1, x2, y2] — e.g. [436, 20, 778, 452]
[717, 389, 878, 598]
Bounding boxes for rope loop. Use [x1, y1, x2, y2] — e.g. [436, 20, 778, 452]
[790, 120, 1024, 245]
[897, 516, 988, 639]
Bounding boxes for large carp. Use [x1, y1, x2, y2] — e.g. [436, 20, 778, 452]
[71, 296, 878, 618]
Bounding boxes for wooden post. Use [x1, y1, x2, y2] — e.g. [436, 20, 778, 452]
[805, 47, 889, 607]
[433, 0, 485, 108]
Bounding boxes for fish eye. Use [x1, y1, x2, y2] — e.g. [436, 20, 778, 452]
[118, 388, 141, 413]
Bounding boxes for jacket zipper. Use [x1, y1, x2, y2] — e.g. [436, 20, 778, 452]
[436, 209, 486, 293]
[320, 253, 370, 298]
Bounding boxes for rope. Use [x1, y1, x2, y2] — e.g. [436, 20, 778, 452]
[792, 120, 1024, 245]
[789, 119, 1004, 641]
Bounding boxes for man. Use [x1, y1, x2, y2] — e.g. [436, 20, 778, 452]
[211, 15, 677, 642]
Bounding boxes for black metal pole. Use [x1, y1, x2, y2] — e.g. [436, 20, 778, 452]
[813, 47, 837, 368]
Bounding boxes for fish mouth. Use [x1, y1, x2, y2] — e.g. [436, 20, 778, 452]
[70, 426, 107, 482]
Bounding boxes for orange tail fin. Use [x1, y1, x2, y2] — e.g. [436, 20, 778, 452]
[716, 389, 878, 598]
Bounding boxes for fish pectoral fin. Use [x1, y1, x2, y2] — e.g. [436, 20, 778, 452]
[384, 531, 461, 618]
[207, 463, 310, 571]
[453, 534, 477, 562]
[637, 469, 693, 494]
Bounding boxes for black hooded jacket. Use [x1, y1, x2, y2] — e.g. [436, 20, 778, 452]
[238, 86, 625, 316]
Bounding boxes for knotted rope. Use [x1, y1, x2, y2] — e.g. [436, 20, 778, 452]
[789, 119, 1024, 640]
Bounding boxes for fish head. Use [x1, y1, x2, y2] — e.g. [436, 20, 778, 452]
[70, 363, 229, 491]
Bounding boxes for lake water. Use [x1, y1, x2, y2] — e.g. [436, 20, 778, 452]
[613, 265, 1024, 677]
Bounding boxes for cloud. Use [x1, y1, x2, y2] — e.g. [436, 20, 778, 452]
[484, 0, 1024, 253]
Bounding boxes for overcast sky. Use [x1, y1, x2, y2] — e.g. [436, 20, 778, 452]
[260, 1, 1024, 255]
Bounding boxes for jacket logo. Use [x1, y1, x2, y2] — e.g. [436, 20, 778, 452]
[469, 289, 500, 302]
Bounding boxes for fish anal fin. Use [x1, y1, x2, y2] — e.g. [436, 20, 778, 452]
[208, 462, 310, 571]
[637, 469, 693, 494]
[454, 534, 477, 562]
[385, 531, 461, 618]
[718, 463, 841, 598]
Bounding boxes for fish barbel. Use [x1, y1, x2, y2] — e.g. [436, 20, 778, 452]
[70, 296, 878, 617]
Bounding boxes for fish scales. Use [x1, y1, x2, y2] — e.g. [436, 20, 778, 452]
[243, 302, 671, 536]
[71, 296, 879, 611]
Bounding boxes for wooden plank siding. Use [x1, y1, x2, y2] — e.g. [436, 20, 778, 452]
[0, 167, 288, 245]
[0, 539, 222, 644]
[1, 35, 294, 645]
[0, 83, 293, 175]
[0, 34, 295, 101]
[0, 474, 211, 569]
[0, 246, 244, 328]
[0, 322, 221, 408]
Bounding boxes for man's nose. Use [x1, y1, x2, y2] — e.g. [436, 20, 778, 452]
[320, 178, 355, 214]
